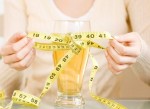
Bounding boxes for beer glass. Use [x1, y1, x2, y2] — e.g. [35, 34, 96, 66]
[53, 20, 90, 107]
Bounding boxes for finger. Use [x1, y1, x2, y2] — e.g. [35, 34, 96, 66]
[105, 51, 121, 74]
[107, 62, 122, 74]
[10, 49, 35, 71]
[107, 44, 137, 65]
[1, 37, 30, 56]
[105, 51, 129, 73]
[26, 49, 36, 67]
[115, 32, 139, 43]
[110, 39, 140, 57]
[7, 32, 27, 44]
[3, 39, 35, 64]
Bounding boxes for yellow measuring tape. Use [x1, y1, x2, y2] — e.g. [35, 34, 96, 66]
[0, 91, 5, 100]
[0, 91, 5, 109]
[0, 32, 127, 109]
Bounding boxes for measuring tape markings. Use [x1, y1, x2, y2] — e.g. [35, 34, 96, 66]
[0, 32, 127, 109]
[89, 54, 127, 109]
[39, 51, 76, 98]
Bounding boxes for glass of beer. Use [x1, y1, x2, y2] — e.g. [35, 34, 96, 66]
[53, 20, 90, 107]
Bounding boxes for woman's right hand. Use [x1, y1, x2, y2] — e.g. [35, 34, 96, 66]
[0, 33, 36, 71]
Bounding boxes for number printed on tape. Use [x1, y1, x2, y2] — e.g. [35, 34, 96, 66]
[0, 32, 127, 109]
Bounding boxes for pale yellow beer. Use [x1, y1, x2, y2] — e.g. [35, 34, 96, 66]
[53, 20, 90, 107]
[53, 48, 89, 95]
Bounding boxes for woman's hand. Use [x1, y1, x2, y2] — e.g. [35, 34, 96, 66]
[105, 32, 142, 74]
[0, 33, 36, 71]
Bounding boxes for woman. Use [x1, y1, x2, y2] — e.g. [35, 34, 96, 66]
[0, 0, 150, 102]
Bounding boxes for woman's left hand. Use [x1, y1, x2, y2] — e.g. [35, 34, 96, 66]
[105, 32, 142, 74]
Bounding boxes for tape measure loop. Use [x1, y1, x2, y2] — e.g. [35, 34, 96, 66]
[0, 32, 128, 109]
[12, 90, 41, 107]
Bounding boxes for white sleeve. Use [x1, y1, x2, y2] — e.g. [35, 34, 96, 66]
[4, 0, 27, 39]
[0, 61, 22, 98]
[126, 0, 150, 85]
[0, 0, 27, 97]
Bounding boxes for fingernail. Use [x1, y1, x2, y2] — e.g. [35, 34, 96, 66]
[20, 32, 27, 36]
[113, 36, 119, 40]
[31, 39, 35, 45]
[23, 37, 28, 43]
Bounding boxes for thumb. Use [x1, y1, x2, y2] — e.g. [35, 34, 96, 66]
[7, 32, 27, 44]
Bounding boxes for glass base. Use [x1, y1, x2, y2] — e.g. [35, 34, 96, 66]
[55, 92, 85, 108]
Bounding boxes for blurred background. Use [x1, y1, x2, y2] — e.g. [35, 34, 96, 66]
[0, 0, 150, 99]
[0, 0, 4, 47]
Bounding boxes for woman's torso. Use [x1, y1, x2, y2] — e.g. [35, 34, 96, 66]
[22, 0, 130, 102]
